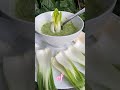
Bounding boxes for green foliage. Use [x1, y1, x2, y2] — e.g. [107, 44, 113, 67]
[35, 0, 85, 20]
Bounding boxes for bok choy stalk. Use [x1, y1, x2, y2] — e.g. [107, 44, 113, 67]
[51, 52, 85, 90]
[36, 48, 56, 90]
[64, 45, 85, 66]
[74, 40, 85, 54]
[51, 8, 62, 33]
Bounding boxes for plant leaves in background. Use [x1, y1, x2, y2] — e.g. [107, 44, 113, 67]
[35, 0, 85, 20]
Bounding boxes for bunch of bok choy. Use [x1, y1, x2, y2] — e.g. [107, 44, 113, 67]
[51, 52, 85, 90]
[36, 48, 56, 90]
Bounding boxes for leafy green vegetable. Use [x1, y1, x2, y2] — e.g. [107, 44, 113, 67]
[51, 8, 62, 33]
[80, 13, 85, 21]
[36, 48, 56, 90]
[51, 52, 85, 90]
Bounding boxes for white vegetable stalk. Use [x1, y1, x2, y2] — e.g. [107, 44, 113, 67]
[51, 23, 55, 33]
[36, 48, 56, 90]
[55, 52, 75, 72]
[74, 41, 85, 54]
[51, 8, 62, 33]
[64, 45, 85, 66]
[55, 21, 61, 33]
[51, 52, 85, 90]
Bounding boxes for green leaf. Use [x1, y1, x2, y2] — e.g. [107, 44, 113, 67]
[35, 0, 85, 16]
[80, 13, 85, 21]
[56, 12, 62, 24]
[41, 0, 55, 10]
[52, 8, 59, 24]
[52, 8, 62, 32]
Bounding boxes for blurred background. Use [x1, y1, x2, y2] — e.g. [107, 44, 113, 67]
[0, 0, 120, 90]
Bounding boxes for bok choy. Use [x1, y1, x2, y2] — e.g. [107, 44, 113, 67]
[51, 52, 85, 90]
[64, 45, 85, 66]
[36, 48, 56, 90]
[51, 8, 62, 33]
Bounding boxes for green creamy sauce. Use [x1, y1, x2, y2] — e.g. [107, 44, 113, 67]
[41, 22, 78, 36]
